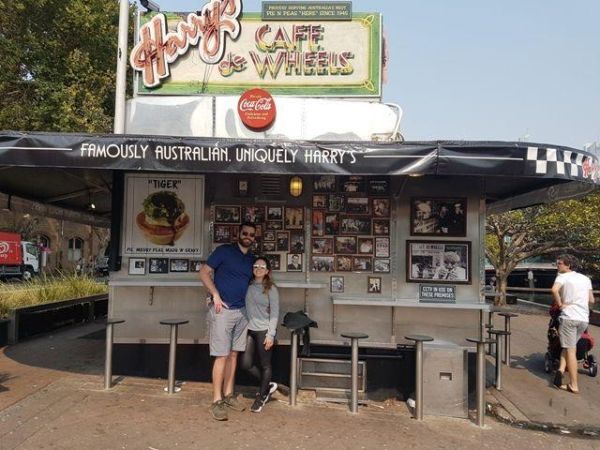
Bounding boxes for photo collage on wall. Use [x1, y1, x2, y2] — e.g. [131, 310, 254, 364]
[311, 176, 391, 282]
[128, 257, 203, 275]
[213, 204, 305, 272]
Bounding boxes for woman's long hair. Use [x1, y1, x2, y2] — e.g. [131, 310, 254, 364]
[253, 256, 274, 294]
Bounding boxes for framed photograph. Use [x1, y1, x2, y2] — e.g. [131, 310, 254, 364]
[335, 255, 353, 272]
[170, 258, 189, 272]
[374, 258, 391, 273]
[311, 256, 335, 272]
[334, 236, 357, 254]
[149, 258, 169, 274]
[254, 224, 263, 238]
[267, 206, 283, 221]
[262, 241, 276, 252]
[313, 194, 327, 209]
[368, 178, 390, 196]
[330, 276, 344, 293]
[276, 231, 289, 252]
[373, 219, 390, 236]
[242, 206, 265, 224]
[407, 240, 471, 284]
[285, 207, 304, 230]
[251, 239, 261, 253]
[214, 224, 233, 243]
[352, 256, 372, 272]
[328, 194, 345, 212]
[357, 237, 374, 255]
[372, 198, 390, 218]
[237, 178, 249, 197]
[287, 253, 303, 272]
[190, 259, 203, 272]
[340, 216, 372, 235]
[312, 210, 326, 236]
[346, 197, 370, 215]
[264, 254, 281, 271]
[266, 221, 283, 230]
[325, 213, 339, 235]
[290, 231, 305, 253]
[215, 205, 240, 224]
[367, 276, 382, 294]
[264, 230, 276, 241]
[375, 237, 390, 258]
[340, 176, 365, 194]
[128, 257, 146, 275]
[313, 175, 337, 193]
[410, 198, 467, 237]
[312, 237, 333, 254]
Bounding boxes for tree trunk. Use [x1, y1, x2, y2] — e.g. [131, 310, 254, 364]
[495, 274, 508, 306]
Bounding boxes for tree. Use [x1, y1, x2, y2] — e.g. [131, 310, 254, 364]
[0, 0, 126, 133]
[486, 191, 600, 305]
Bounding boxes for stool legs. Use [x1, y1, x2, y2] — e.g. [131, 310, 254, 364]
[475, 341, 486, 427]
[415, 340, 424, 420]
[504, 317, 511, 366]
[167, 324, 179, 394]
[289, 331, 298, 406]
[104, 323, 115, 390]
[350, 337, 359, 413]
[495, 335, 504, 390]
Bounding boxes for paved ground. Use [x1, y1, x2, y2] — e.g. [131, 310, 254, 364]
[0, 303, 599, 449]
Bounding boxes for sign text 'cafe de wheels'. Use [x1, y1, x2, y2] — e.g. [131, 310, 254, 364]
[0, 0, 598, 420]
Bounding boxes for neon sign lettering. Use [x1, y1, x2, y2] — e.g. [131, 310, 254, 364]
[130, 0, 242, 88]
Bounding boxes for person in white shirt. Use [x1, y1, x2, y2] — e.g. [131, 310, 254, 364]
[551, 254, 595, 394]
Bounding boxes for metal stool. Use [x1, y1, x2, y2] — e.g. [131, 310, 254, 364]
[489, 330, 510, 390]
[405, 334, 434, 420]
[485, 324, 495, 355]
[104, 318, 125, 389]
[498, 312, 518, 366]
[341, 332, 369, 413]
[159, 319, 189, 394]
[289, 328, 301, 406]
[466, 337, 494, 427]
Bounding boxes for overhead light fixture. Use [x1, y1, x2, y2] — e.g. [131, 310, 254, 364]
[140, 0, 160, 12]
[408, 173, 424, 177]
[289, 176, 303, 197]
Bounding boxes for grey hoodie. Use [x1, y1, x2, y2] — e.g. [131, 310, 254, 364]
[245, 282, 279, 338]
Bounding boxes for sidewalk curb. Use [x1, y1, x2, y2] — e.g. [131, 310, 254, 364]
[487, 388, 600, 439]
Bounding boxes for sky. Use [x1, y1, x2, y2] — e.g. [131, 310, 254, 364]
[143, 0, 600, 149]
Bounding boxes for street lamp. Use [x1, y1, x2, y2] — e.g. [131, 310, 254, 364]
[113, 1, 161, 133]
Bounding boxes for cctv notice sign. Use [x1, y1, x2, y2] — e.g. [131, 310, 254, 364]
[130, 0, 382, 96]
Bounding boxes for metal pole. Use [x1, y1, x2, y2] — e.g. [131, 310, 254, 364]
[114, 0, 130, 134]
[289, 331, 298, 406]
[350, 338, 359, 413]
[104, 323, 114, 389]
[415, 341, 424, 420]
[167, 325, 178, 394]
[476, 341, 486, 427]
[495, 334, 503, 390]
[504, 317, 511, 366]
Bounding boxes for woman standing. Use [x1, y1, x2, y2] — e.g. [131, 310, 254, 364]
[241, 256, 280, 413]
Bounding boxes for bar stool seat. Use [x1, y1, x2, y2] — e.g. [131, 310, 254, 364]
[160, 319, 189, 394]
[341, 332, 369, 414]
[405, 334, 434, 421]
[104, 318, 125, 389]
[498, 312, 519, 319]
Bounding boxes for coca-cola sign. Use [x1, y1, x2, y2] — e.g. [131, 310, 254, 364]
[237, 88, 276, 130]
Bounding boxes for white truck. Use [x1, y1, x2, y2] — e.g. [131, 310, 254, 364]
[0, 231, 40, 281]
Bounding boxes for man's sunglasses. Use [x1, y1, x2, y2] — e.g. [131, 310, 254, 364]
[241, 231, 256, 237]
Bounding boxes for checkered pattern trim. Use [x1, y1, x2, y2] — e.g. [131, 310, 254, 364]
[526, 146, 589, 179]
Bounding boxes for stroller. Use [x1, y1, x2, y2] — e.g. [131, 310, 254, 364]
[544, 303, 597, 377]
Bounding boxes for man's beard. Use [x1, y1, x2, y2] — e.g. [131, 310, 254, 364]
[239, 237, 253, 248]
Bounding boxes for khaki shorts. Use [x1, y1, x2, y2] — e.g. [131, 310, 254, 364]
[207, 305, 248, 357]
[558, 318, 587, 349]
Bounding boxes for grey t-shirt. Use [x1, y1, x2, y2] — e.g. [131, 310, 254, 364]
[245, 282, 279, 338]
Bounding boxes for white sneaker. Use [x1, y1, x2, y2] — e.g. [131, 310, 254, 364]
[268, 382, 278, 395]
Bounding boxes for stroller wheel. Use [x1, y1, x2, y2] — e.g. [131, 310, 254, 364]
[544, 352, 552, 373]
[588, 355, 598, 377]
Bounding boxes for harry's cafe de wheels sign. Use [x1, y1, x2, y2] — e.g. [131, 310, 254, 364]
[129, 0, 383, 103]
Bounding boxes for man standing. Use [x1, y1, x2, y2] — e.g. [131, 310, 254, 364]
[551, 254, 595, 393]
[199, 222, 256, 420]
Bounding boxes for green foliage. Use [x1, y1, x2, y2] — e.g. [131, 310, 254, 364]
[0, 273, 107, 317]
[0, 0, 128, 132]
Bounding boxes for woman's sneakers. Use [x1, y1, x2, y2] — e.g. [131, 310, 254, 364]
[251, 382, 278, 413]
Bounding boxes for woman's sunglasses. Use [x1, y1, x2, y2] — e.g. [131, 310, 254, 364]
[253, 264, 267, 269]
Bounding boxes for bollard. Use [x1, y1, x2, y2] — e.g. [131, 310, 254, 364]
[467, 337, 494, 427]
[341, 332, 369, 413]
[104, 318, 125, 389]
[289, 330, 299, 406]
[405, 335, 434, 420]
[159, 319, 189, 394]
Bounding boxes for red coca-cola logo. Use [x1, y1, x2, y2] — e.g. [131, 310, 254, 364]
[237, 88, 276, 130]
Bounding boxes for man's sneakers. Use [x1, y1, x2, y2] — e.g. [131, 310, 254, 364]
[250, 382, 278, 413]
[210, 400, 228, 421]
[223, 393, 246, 411]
